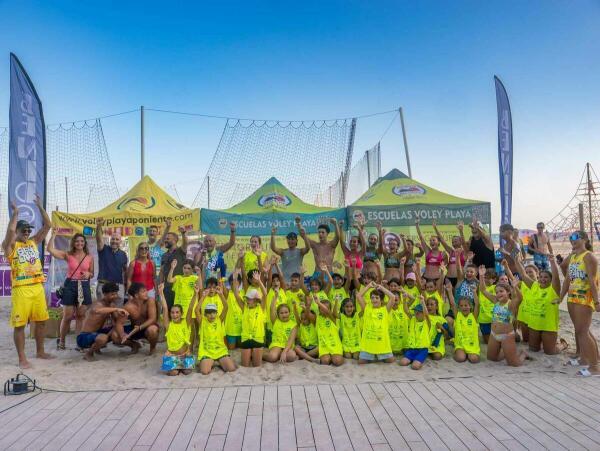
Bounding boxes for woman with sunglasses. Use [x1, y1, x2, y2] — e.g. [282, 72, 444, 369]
[560, 230, 600, 376]
[126, 242, 156, 299]
[48, 230, 94, 350]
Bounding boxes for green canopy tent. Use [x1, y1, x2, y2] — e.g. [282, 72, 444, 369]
[200, 177, 347, 273]
[347, 168, 491, 242]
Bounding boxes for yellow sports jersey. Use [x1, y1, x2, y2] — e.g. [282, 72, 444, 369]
[478, 284, 495, 324]
[518, 281, 535, 325]
[173, 274, 198, 315]
[454, 312, 480, 355]
[243, 251, 268, 273]
[270, 319, 297, 349]
[407, 317, 430, 349]
[360, 305, 392, 354]
[340, 314, 361, 353]
[568, 251, 598, 308]
[9, 240, 45, 287]
[428, 314, 447, 356]
[329, 286, 349, 307]
[286, 289, 305, 323]
[266, 289, 287, 330]
[224, 291, 243, 337]
[198, 318, 228, 360]
[388, 306, 409, 352]
[316, 314, 343, 356]
[241, 305, 265, 343]
[527, 284, 559, 332]
[165, 320, 191, 352]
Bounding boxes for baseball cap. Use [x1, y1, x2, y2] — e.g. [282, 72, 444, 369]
[204, 303, 218, 313]
[16, 220, 33, 231]
[286, 232, 298, 239]
[405, 272, 417, 281]
[245, 288, 260, 300]
[413, 303, 424, 313]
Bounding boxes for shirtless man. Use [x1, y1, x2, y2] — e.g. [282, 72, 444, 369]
[498, 223, 521, 275]
[298, 217, 339, 274]
[76, 282, 129, 361]
[271, 222, 310, 283]
[529, 222, 553, 271]
[116, 282, 159, 354]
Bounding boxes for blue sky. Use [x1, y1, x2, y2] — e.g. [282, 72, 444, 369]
[1, 0, 599, 228]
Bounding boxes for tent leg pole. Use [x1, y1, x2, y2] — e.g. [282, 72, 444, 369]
[399, 107, 413, 178]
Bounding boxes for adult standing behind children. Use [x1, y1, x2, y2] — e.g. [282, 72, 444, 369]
[299, 218, 339, 274]
[528, 222, 553, 271]
[195, 222, 237, 281]
[95, 218, 128, 305]
[270, 219, 310, 283]
[2, 197, 54, 368]
[159, 227, 189, 311]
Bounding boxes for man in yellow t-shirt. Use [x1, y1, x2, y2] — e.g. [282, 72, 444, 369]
[2, 197, 54, 369]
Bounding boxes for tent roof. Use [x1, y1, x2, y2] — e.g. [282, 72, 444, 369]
[352, 168, 487, 206]
[223, 177, 335, 214]
[94, 175, 191, 216]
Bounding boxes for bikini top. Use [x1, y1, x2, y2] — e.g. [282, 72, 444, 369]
[492, 302, 513, 324]
[449, 250, 466, 266]
[384, 253, 401, 269]
[364, 247, 379, 262]
[426, 251, 443, 266]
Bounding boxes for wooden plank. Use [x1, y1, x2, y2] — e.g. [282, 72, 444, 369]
[97, 389, 157, 451]
[247, 385, 264, 416]
[278, 404, 297, 451]
[343, 384, 387, 446]
[150, 388, 197, 451]
[277, 385, 292, 406]
[77, 419, 119, 451]
[422, 381, 507, 451]
[236, 386, 251, 403]
[113, 389, 170, 451]
[486, 379, 598, 450]
[211, 387, 238, 436]
[261, 385, 278, 450]
[362, 384, 413, 450]
[0, 392, 61, 430]
[28, 392, 87, 435]
[317, 384, 353, 451]
[500, 439, 529, 451]
[242, 414, 262, 451]
[408, 381, 487, 451]
[136, 388, 184, 447]
[372, 445, 392, 451]
[61, 390, 130, 450]
[205, 434, 226, 451]
[442, 381, 540, 449]
[462, 380, 561, 451]
[291, 386, 315, 449]
[224, 401, 248, 451]
[330, 384, 372, 451]
[383, 382, 448, 450]
[27, 392, 102, 450]
[397, 382, 467, 450]
[187, 387, 224, 450]
[543, 379, 600, 418]
[304, 385, 334, 451]
[168, 388, 211, 451]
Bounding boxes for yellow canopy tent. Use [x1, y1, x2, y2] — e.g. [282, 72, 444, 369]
[52, 175, 200, 239]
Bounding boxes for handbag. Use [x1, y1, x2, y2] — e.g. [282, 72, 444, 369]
[56, 255, 88, 299]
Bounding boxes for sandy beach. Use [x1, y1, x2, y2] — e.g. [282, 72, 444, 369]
[1, 302, 598, 393]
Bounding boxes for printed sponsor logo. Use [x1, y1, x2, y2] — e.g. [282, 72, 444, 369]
[116, 196, 157, 211]
[135, 227, 144, 236]
[392, 185, 426, 197]
[257, 193, 291, 208]
[218, 218, 228, 229]
[166, 199, 186, 210]
[352, 210, 365, 224]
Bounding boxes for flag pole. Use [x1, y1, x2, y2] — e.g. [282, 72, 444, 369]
[398, 107, 413, 178]
[140, 105, 145, 179]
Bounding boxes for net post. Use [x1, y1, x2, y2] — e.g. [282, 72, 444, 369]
[398, 107, 413, 178]
[341, 118, 357, 206]
[140, 105, 145, 179]
[579, 203, 585, 231]
[587, 162, 594, 248]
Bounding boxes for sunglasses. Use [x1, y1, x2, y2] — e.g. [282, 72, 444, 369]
[139, 246, 149, 250]
[569, 233, 581, 241]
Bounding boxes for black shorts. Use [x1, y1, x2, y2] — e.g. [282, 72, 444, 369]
[123, 324, 157, 341]
[61, 279, 92, 306]
[240, 339, 264, 349]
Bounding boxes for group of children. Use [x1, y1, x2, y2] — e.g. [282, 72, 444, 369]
[158, 236, 568, 376]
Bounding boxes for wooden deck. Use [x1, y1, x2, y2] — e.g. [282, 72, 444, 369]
[1, 376, 600, 450]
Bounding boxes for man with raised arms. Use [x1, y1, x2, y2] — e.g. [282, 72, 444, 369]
[270, 221, 310, 283]
[2, 196, 54, 368]
[194, 222, 236, 281]
[116, 282, 159, 354]
[76, 282, 129, 361]
[298, 217, 339, 274]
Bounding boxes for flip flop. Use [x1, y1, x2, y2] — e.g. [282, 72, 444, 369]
[576, 368, 600, 377]
[566, 358, 584, 366]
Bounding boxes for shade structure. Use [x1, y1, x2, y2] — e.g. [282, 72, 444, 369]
[52, 175, 200, 238]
